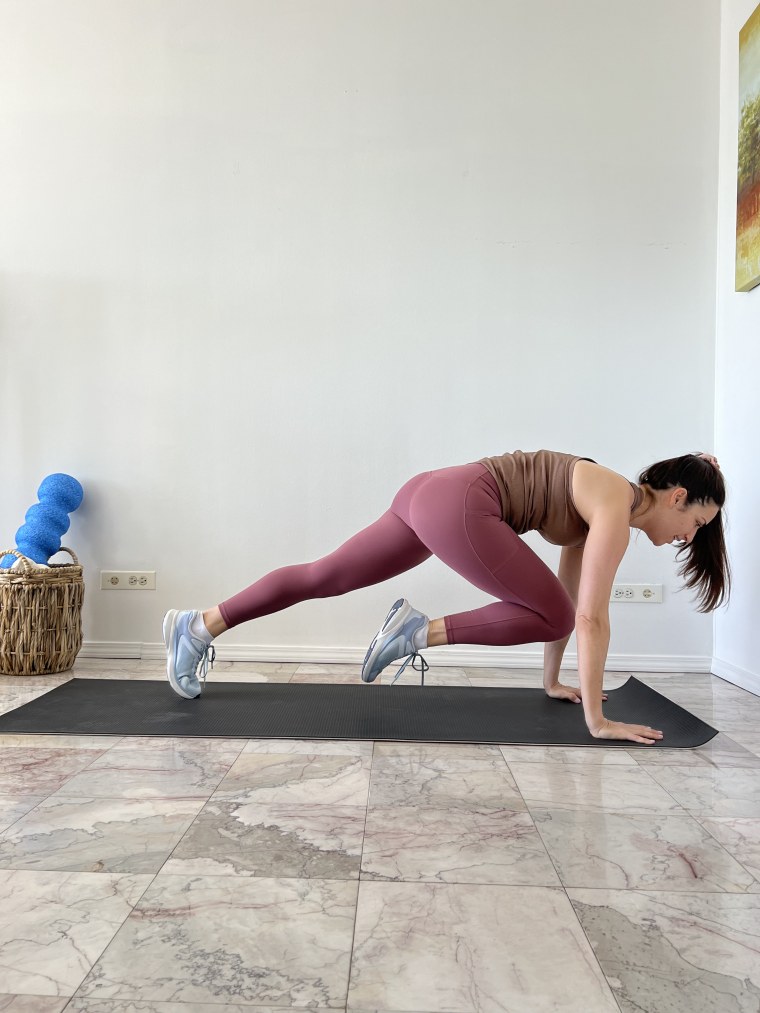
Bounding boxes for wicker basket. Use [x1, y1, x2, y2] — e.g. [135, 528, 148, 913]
[0, 548, 84, 675]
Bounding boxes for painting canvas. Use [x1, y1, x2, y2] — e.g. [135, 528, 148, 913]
[737, 3, 760, 291]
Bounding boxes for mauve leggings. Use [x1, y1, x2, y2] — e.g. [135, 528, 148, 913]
[218, 462, 575, 646]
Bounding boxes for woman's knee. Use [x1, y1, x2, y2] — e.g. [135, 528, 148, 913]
[304, 559, 353, 598]
[544, 593, 576, 640]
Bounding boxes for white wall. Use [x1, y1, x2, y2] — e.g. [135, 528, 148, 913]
[0, 0, 721, 670]
[714, 0, 760, 694]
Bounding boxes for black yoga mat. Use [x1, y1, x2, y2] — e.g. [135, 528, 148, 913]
[0, 676, 717, 747]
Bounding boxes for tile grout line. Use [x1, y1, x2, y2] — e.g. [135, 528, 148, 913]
[692, 814, 760, 890]
[341, 737, 378, 1010]
[501, 750, 624, 1013]
[0, 732, 128, 844]
[27, 733, 250, 1006]
[61, 735, 253, 1005]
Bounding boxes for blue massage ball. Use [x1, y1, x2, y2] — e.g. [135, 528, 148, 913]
[16, 518, 61, 562]
[24, 502, 71, 535]
[19, 505, 64, 559]
[38, 474, 84, 512]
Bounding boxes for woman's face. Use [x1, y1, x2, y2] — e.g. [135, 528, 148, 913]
[647, 488, 720, 547]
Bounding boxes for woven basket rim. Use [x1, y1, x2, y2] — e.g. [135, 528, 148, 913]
[0, 564, 83, 578]
[0, 547, 82, 584]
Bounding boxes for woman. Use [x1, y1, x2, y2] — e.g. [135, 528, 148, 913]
[163, 450, 729, 745]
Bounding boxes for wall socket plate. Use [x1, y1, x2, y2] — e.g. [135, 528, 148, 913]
[610, 583, 662, 603]
[101, 570, 156, 590]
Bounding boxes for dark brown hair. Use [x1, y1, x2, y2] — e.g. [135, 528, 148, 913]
[637, 453, 731, 612]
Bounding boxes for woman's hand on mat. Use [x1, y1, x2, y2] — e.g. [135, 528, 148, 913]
[588, 719, 664, 745]
[545, 683, 607, 704]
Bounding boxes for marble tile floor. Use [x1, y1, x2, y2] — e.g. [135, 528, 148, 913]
[0, 663, 757, 1012]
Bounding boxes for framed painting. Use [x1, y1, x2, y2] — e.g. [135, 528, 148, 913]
[737, 3, 760, 292]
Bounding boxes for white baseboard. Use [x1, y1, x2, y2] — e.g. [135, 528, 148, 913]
[711, 656, 760, 696]
[80, 641, 713, 674]
[79, 642, 142, 660]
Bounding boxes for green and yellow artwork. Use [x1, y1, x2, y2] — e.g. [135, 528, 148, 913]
[737, 3, 760, 291]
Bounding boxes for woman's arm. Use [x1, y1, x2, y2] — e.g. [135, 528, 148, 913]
[543, 545, 583, 690]
[575, 509, 663, 744]
[574, 511, 627, 727]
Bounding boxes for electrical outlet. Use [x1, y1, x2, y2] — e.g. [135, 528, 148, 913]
[101, 570, 156, 590]
[610, 583, 662, 603]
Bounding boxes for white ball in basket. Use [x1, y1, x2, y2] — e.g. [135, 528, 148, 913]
[10, 558, 50, 571]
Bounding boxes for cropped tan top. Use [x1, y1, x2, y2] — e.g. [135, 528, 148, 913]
[478, 449, 642, 548]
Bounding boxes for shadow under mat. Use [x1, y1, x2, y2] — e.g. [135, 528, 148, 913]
[0, 676, 717, 747]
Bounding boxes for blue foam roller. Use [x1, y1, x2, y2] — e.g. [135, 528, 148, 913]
[1, 473, 84, 568]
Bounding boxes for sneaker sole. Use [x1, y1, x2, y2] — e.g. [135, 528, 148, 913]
[162, 609, 199, 700]
[361, 598, 409, 683]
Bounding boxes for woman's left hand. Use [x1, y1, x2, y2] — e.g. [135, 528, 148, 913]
[545, 683, 608, 704]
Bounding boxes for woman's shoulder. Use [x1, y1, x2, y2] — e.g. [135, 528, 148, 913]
[572, 459, 637, 526]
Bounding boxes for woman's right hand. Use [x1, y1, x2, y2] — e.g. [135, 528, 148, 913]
[588, 718, 663, 745]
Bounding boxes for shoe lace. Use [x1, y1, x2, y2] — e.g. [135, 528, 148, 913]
[391, 651, 429, 686]
[198, 644, 216, 688]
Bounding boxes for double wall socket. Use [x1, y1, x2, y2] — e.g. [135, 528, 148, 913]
[610, 583, 662, 603]
[101, 571, 156, 590]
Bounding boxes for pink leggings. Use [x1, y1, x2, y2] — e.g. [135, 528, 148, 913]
[218, 462, 575, 646]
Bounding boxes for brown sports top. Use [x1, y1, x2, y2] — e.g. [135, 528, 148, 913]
[478, 449, 642, 548]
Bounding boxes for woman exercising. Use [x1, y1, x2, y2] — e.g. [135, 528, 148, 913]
[163, 450, 729, 744]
